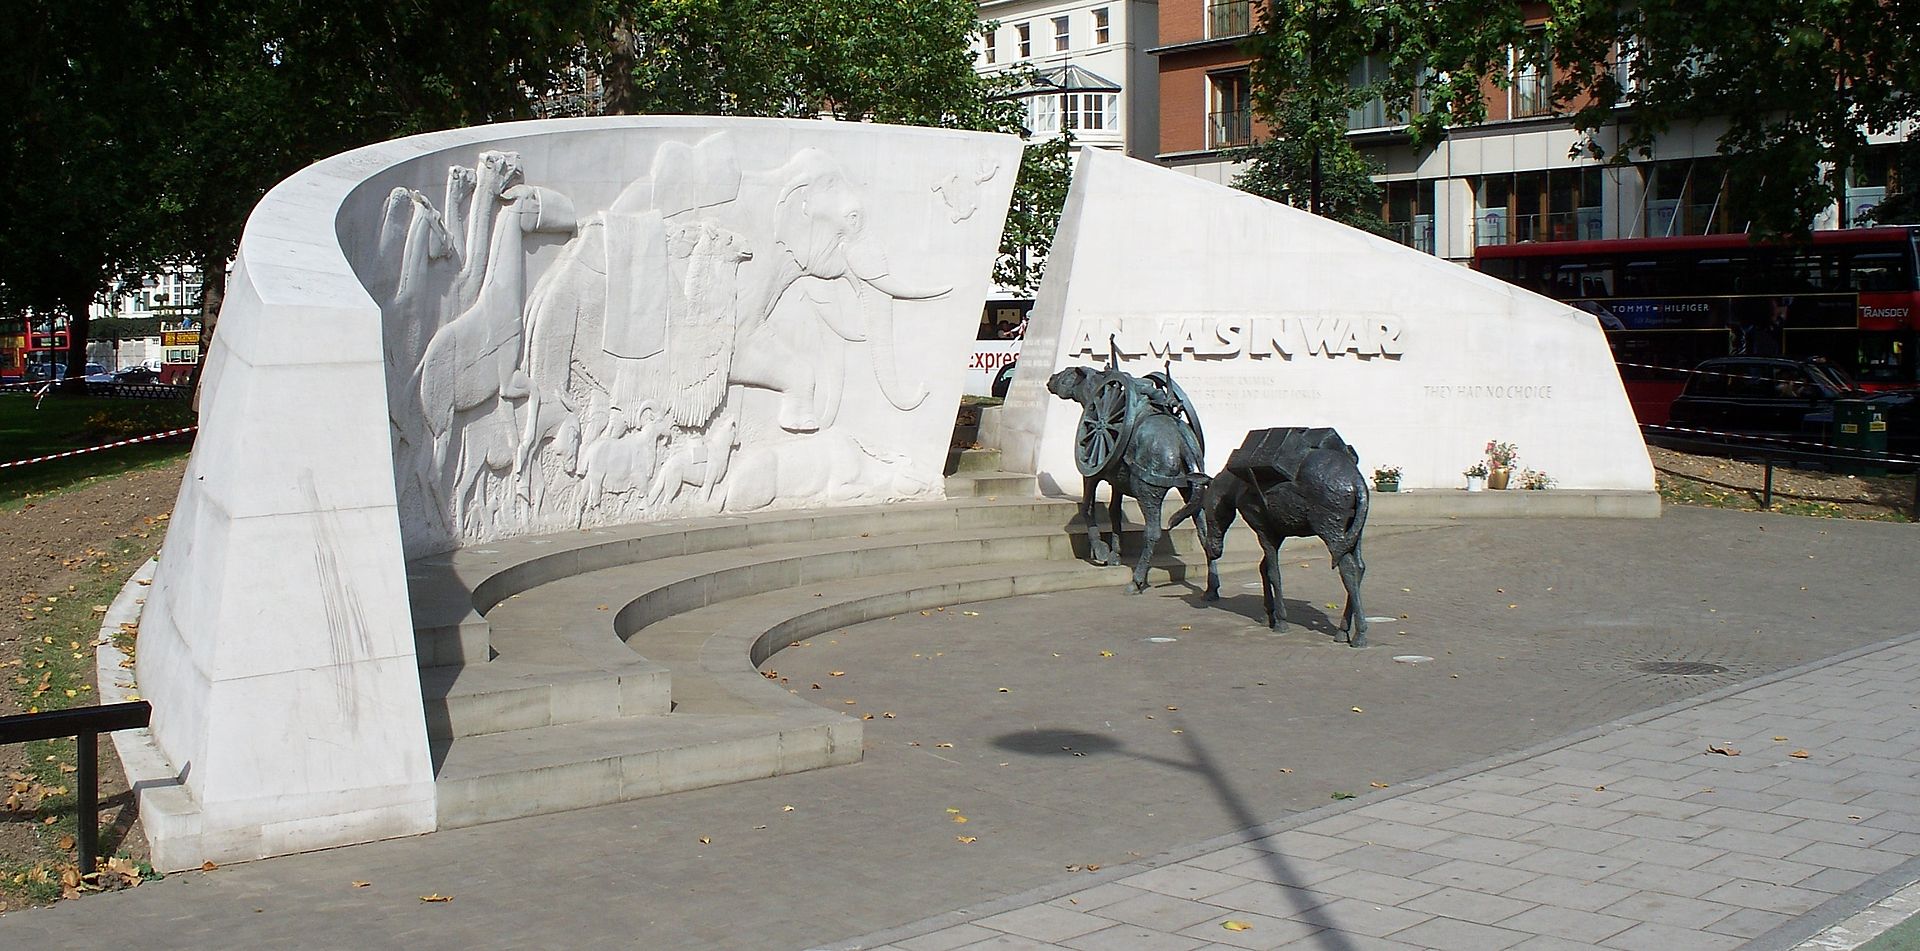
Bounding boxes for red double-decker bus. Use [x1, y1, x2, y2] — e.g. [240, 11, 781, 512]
[1474, 226, 1920, 423]
[1, 321, 70, 384]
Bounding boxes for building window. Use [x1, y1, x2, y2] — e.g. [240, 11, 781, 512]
[1027, 95, 1059, 134]
[983, 28, 996, 65]
[1383, 181, 1436, 254]
[1207, 0, 1252, 39]
[1474, 168, 1606, 245]
[1016, 22, 1031, 58]
[1511, 29, 1554, 118]
[1053, 16, 1070, 52]
[1029, 93, 1118, 134]
[1207, 70, 1252, 149]
[1093, 8, 1110, 44]
[1059, 93, 1118, 132]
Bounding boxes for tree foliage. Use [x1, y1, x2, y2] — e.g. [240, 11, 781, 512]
[995, 135, 1076, 296]
[1246, 0, 1920, 236]
[5, 0, 1053, 384]
[590, 0, 1020, 130]
[1228, 101, 1386, 233]
[0, 0, 171, 383]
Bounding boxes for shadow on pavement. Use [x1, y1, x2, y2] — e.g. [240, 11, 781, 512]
[992, 725, 1361, 951]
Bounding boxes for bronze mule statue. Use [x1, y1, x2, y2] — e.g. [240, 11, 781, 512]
[1046, 364, 1210, 594]
[1169, 427, 1370, 646]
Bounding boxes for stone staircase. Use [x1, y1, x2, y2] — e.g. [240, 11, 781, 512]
[406, 478, 1258, 828]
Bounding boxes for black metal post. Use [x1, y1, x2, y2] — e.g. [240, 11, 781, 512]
[77, 731, 98, 876]
[1762, 458, 1774, 510]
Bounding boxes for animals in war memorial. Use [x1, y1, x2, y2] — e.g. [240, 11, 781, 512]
[1046, 362, 1211, 594]
[1170, 427, 1371, 647]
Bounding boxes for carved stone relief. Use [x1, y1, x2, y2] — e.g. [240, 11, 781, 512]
[375, 133, 995, 553]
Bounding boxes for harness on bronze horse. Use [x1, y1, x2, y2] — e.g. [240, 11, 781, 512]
[1072, 342, 1207, 486]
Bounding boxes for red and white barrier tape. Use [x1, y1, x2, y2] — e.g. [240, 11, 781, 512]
[0, 426, 197, 470]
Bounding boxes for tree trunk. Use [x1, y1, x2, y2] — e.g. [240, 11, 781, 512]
[190, 252, 226, 413]
[602, 21, 637, 116]
[59, 287, 95, 395]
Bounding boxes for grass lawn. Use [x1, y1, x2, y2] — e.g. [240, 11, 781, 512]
[0, 394, 195, 509]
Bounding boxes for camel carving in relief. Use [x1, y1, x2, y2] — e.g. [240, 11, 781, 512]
[412, 183, 575, 525]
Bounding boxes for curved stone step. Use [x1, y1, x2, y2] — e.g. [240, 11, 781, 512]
[408, 497, 1081, 668]
[432, 709, 858, 829]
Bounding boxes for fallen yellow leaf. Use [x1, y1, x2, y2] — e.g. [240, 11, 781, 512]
[1790, 749, 1811, 758]
[782, 805, 796, 812]
[1706, 744, 1740, 756]
[1099, 650, 1115, 658]
[829, 671, 845, 677]
[698, 836, 711, 844]
[352, 880, 371, 888]
[201, 861, 218, 871]
[935, 742, 954, 748]
[1351, 706, 1364, 713]
[955, 835, 977, 844]
[419, 894, 453, 903]
[997, 687, 1010, 693]
[952, 815, 968, 824]
[946, 807, 960, 813]
[1223, 920, 1252, 932]
[1370, 782, 1389, 788]
[962, 611, 980, 617]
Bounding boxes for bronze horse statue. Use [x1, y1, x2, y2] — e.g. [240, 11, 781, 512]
[1047, 365, 1210, 594]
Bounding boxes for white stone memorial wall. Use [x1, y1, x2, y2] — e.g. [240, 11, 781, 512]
[994, 149, 1654, 494]
[134, 117, 1019, 866]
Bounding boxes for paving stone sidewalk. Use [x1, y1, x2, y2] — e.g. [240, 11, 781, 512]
[842, 635, 1920, 951]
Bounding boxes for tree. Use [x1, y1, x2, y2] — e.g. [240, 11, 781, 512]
[146, 1, 592, 378]
[993, 135, 1076, 296]
[1868, 143, 1920, 225]
[0, 0, 171, 386]
[585, 0, 1018, 130]
[1244, 0, 1920, 236]
[1228, 100, 1387, 233]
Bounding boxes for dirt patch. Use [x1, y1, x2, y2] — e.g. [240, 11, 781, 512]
[1650, 446, 1915, 521]
[1, 458, 183, 907]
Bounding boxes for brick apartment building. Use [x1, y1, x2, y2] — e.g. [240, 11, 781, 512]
[1144, 1, 1910, 261]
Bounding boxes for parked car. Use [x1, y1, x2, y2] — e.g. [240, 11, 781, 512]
[1667, 357, 1915, 452]
[84, 362, 113, 383]
[111, 366, 158, 385]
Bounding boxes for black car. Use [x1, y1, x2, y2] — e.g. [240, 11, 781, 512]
[1667, 357, 1915, 451]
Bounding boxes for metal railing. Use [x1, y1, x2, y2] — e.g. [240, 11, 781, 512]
[1383, 220, 1435, 254]
[0, 701, 152, 877]
[1207, 0, 1252, 38]
[1472, 210, 1607, 246]
[1207, 109, 1253, 149]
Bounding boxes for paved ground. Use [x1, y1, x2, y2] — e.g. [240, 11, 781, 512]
[1, 506, 1918, 949]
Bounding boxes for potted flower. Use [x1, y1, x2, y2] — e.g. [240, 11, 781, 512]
[1520, 468, 1555, 490]
[1372, 466, 1402, 492]
[1484, 440, 1519, 490]
[1463, 461, 1489, 492]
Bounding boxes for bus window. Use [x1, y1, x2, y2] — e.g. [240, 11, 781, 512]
[1854, 331, 1913, 385]
[1853, 252, 1909, 292]
[1620, 258, 1660, 296]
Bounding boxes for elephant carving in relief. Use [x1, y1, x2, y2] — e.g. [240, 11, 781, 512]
[731, 149, 953, 430]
